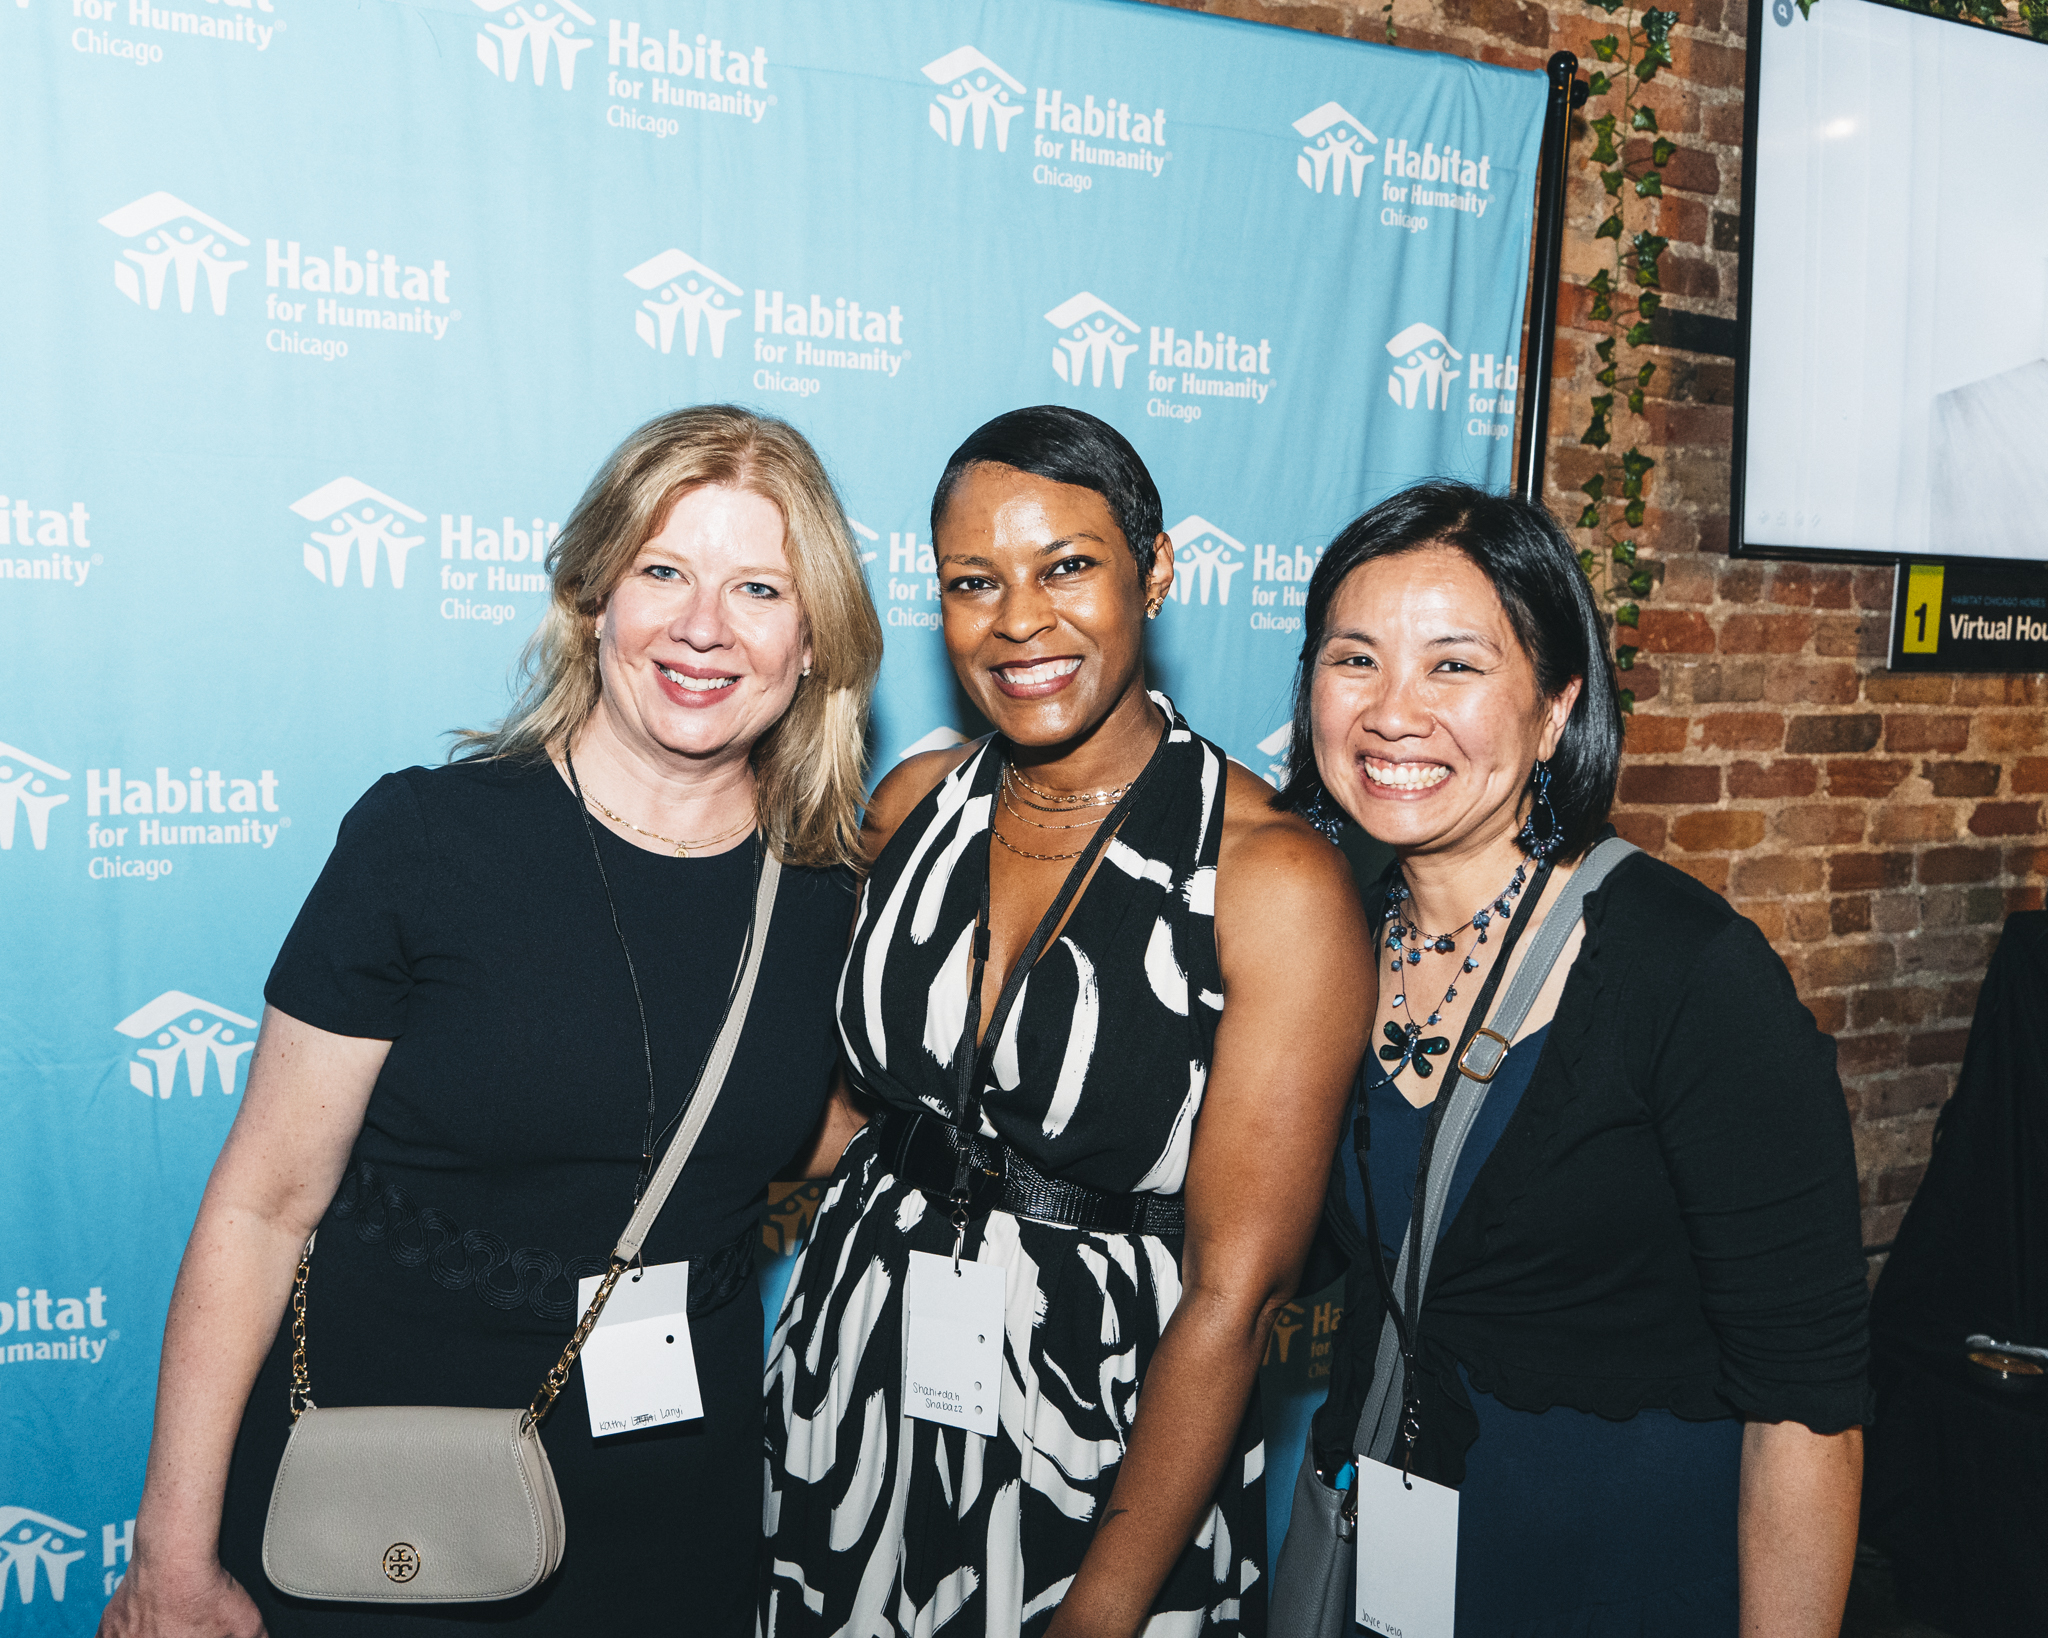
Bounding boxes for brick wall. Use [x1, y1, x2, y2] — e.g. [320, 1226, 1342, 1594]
[1156, 0, 2048, 1254]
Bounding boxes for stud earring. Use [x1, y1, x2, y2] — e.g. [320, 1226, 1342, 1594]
[800, 662, 812, 678]
[1144, 597, 1164, 620]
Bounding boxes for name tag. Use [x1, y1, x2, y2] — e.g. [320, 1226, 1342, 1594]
[902, 1249, 1006, 1438]
[576, 1260, 702, 1439]
[1354, 1453, 1459, 1638]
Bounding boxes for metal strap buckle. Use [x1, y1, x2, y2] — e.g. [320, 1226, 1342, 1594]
[1457, 1027, 1512, 1082]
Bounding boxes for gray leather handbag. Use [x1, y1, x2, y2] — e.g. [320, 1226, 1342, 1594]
[261, 846, 781, 1603]
[1268, 838, 1637, 1638]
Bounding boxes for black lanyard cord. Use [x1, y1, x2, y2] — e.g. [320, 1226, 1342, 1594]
[1358, 852, 1554, 1472]
[947, 719, 1172, 1215]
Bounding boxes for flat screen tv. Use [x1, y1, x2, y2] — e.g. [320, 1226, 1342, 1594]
[1735, 0, 2048, 563]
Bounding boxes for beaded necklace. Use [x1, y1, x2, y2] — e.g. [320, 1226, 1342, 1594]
[1378, 854, 1532, 1080]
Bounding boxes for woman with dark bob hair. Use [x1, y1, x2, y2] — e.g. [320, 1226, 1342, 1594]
[1272, 481, 1868, 1636]
[762, 406, 1373, 1635]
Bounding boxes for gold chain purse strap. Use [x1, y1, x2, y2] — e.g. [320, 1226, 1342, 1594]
[287, 848, 783, 1429]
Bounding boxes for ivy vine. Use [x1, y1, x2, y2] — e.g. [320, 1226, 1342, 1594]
[1890, 0, 2048, 40]
[1571, 2, 1678, 715]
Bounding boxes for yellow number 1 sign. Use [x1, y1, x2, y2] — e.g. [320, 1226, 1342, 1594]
[1902, 564, 1945, 654]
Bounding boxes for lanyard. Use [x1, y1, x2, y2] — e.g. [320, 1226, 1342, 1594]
[944, 724, 1169, 1249]
[1355, 855, 1553, 1476]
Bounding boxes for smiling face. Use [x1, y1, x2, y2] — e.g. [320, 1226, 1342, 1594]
[592, 483, 810, 769]
[1309, 544, 1578, 861]
[935, 463, 1171, 750]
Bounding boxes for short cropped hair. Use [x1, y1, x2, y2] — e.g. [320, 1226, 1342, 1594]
[455, 405, 883, 870]
[1279, 481, 1623, 863]
[930, 405, 1163, 576]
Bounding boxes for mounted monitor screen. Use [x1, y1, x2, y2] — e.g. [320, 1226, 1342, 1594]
[1737, 0, 2048, 563]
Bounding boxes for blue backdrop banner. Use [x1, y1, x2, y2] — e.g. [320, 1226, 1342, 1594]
[0, 0, 1542, 1623]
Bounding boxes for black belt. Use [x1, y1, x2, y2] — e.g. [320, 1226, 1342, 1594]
[874, 1108, 1186, 1238]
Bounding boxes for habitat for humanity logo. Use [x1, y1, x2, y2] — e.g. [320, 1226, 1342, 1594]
[626, 250, 743, 357]
[1293, 103, 1377, 197]
[0, 741, 70, 853]
[290, 478, 427, 589]
[473, 0, 595, 89]
[116, 990, 256, 1098]
[923, 47, 1026, 151]
[99, 192, 249, 316]
[1, 1506, 88, 1606]
[1046, 293, 1140, 389]
[1164, 515, 1247, 607]
[923, 44, 1169, 187]
[1385, 323, 1462, 410]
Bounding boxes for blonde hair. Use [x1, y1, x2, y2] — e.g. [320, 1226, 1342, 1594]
[456, 406, 883, 870]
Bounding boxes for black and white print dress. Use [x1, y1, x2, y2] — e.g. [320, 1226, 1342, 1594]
[762, 698, 1264, 1637]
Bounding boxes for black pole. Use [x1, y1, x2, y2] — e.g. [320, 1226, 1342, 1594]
[1515, 51, 1582, 504]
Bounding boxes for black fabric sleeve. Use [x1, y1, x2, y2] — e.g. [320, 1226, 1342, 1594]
[1641, 914, 1872, 1432]
[263, 771, 430, 1040]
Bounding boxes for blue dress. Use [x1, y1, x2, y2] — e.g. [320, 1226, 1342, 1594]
[1343, 1029, 1743, 1637]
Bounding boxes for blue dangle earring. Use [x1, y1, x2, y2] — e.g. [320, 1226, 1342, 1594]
[1515, 761, 1563, 859]
[1304, 788, 1346, 846]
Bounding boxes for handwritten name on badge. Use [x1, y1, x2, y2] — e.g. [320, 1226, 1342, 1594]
[1355, 1454, 1459, 1638]
[576, 1260, 702, 1439]
[903, 1250, 1007, 1438]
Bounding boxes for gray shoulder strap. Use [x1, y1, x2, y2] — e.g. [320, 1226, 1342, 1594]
[1356, 836, 1638, 1462]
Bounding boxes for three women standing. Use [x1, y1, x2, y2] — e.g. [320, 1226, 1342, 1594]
[763, 407, 1373, 1636]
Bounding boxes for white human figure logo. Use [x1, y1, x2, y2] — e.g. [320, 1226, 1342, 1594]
[290, 479, 430, 589]
[642, 276, 740, 358]
[0, 1509, 89, 1608]
[135, 1015, 253, 1097]
[478, 2, 593, 90]
[1384, 322, 1463, 410]
[101, 193, 251, 315]
[1163, 515, 1249, 607]
[0, 744, 72, 851]
[120, 235, 179, 310]
[922, 48, 1026, 152]
[346, 506, 426, 588]
[1293, 103, 1378, 198]
[199, 240, 248, 315]
[1045, 295, 1142, 390]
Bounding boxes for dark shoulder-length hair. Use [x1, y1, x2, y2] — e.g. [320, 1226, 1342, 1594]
[1279, 480, 1623, 863]
[930, 405, 1162, 575]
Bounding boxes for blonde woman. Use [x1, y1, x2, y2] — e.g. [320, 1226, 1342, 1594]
[100, 407, 881, 1638]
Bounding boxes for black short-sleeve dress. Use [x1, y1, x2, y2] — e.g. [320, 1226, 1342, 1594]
[216, 757, 852, 1635]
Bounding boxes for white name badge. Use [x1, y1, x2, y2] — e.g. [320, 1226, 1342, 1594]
[575, 1260, 702, 1439]
[1354, 1453, 1459, 1638]
[902, 1249, 1006, 1438]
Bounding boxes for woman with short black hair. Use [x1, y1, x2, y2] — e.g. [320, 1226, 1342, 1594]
[1274, 481, 1867, 1637]
[762, 406, 1373, 1636]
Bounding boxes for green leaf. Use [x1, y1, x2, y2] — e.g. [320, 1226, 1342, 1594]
[1622, 449, 1656, 480]
[1612, 539, 1637, 564]
[1625, 320, 1655, 346]
[1596, 212, 1624, 241]
[1582, 418, 1612, 450]
[1625, 499, 1647, 526]
[1633, 231, 1670, 267]
[1643, 8, 1678, 43]
[1578, 549, 1598, 575]
[1638, 291, 1662, 318]
[1615, 602, 1640, 628]
[1629, 569, 1655, 595]
[1591, 34, 1620, 60]
[1593, 394, 1615, 417]
[1626, 388, 1645, 414]
[1587, 269, 1614, 294]
[1599, 365, 1620, 388]
[1652, 137, 1677, 166]
[1618, 688, 1636, 714]
[1603, 168, 1627, 197]
[1587, 0, 1624, 13]
[1578, 505, 1602, 531]
[1582, 474, 1607, 502]
[1587, 71, 1613, 96]
[1615, 645, 1639, 671]
[1632, 106, 1660, 133]
[1637, 361, 1658, 386]
[1595, 337, 1616, 363]
[1635, 171, 1663, 198]
[1590, 293, 1613, 321]
[1795, 0, 1815, 15]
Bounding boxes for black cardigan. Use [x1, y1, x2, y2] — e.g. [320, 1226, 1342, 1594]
[1309, 846, 1872, 1488]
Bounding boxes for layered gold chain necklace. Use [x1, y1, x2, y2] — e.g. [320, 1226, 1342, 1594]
[991, 762, 1135, 861]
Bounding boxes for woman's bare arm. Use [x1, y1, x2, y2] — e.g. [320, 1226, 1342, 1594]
[1048, 795, 1374, 1638]
[1738, 1420, 1862, 1637]
[98, 1007, 388, 1638]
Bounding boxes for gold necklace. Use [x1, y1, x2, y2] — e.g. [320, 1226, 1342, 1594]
[999, 771, 1105, 831]
[990, 824, 1092, 861]
[582, 791, 756, 857]
[1004, 763, 1133, 809]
